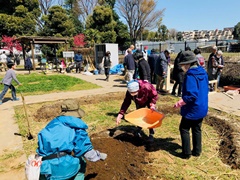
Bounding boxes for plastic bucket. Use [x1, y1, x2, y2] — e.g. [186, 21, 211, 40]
[93, 69, 99, 75]
[125, 108, 165, 129]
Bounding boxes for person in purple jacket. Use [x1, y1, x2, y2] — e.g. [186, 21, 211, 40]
[174, 51, 208, 159]
[116, 79, 158, 142]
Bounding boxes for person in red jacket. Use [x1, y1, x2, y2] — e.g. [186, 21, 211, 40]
[116, 79, 158, 142]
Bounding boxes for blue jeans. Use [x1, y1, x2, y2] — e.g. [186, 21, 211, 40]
[0, 84, 17, 101]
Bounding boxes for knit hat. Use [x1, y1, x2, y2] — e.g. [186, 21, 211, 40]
[179, 51, 197, 65]
[61, 99, 85, 118]
[127, 80, 139, 93]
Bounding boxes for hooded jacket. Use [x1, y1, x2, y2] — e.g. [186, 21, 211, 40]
[37, 116, 93, 180]
[181, 66, 208, 120]
[119, 79, 158, 115]
[138, 58, 151, 82]
[154, 52, 168, 77]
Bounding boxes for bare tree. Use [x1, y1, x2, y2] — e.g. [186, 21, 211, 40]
[169, 28, 177, 40]
[115, 0, 164, 45]
[38, 0, 56, 15]
[77, 0, 98, 23]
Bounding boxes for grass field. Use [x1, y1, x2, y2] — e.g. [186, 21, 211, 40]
[0, 73, 100, 96]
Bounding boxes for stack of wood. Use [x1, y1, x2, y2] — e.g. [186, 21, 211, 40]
[71, 47, 96, 72]
[84, 55, 96, 72]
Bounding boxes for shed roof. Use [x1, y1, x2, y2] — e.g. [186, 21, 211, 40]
[16, 36, 68, 44]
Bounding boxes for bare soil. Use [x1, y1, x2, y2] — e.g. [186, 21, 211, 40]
[33, 92, 240, 179]
[205, 114, 240, 169]
[86, 128, 150, 180]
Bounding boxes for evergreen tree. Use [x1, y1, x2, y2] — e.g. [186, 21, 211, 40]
[39, 6, 75, 37]
[86, 6, 117, 43]
[233, 22, 240, 40]
[0, 0, 40, 36]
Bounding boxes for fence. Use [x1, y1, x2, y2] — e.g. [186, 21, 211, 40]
[135, 39, 239, 54]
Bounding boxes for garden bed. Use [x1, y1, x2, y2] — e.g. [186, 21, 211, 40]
[13, 92, 240, 179]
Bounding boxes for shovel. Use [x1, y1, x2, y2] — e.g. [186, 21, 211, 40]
[19, 92, 34, 140]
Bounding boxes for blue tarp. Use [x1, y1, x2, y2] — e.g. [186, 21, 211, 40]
[110, 64, 124, 74]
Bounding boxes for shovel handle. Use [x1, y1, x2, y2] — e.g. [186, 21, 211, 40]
[20, 92, 31, 133]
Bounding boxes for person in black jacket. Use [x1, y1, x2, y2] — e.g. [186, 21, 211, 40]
[171, 51, 184, 97]
[134, 50, 151, 82]
[102, 51, 112, 81]
[148, 49, 158, 84]
[171, 47, 191, 97]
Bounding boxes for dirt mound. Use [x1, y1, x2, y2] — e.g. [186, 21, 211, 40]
[34, 103, 62, 121]
[205, 115, 240, 169]
[34, 92, 125, 122]
[86, 128, 150, 180]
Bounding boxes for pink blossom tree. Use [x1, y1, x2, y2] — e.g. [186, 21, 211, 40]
[1, 35, 22, 54]
[73, 34, 86, 50]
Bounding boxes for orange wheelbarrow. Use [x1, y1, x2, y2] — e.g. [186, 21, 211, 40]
[124, 108, 165, 129]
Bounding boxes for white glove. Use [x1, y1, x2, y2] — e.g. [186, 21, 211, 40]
[99, 153, 107, 161]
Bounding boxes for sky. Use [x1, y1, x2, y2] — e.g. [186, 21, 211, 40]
[157, 0, 240, 31]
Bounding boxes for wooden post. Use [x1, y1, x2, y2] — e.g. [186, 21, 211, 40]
[31, 43, 36, 70]
[209, 80, 218, 92]
[21, 43, 26, 67]
[65, 42, 68, 51]
[164, 64, 174, 92]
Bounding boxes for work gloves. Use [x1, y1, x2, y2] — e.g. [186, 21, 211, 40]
[174, 99, 186, 108]
[84, 149, 107, 162]
[116, 114, 123, 125]
[99, 152, 107, 160]
[150, 103, 156, 110]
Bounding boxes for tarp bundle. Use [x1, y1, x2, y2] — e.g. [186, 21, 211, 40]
[110, 64, 124, 75]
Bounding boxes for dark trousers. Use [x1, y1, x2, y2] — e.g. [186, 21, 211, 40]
[104, 67, 110, 79]
[179, 117, 203, 155]
[150, 71, 156, 84]
[171, 80, 182, 95]
[75, 61, 82, 73]
[0, 84, 17, 100]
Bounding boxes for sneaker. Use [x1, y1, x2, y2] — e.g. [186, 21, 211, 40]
[171, 92, 176, 96]
[158, 90, 167, 94]
[181, 153, 191, 159]
[192, 152, 200, 157]
[147, 135, 154, 143]
[12, 98, 20, 101]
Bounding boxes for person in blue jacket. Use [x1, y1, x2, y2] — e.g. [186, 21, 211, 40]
[37, 99, 107, 180]
[174, 51, 208, 159]
[74, 50, 83, 73]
